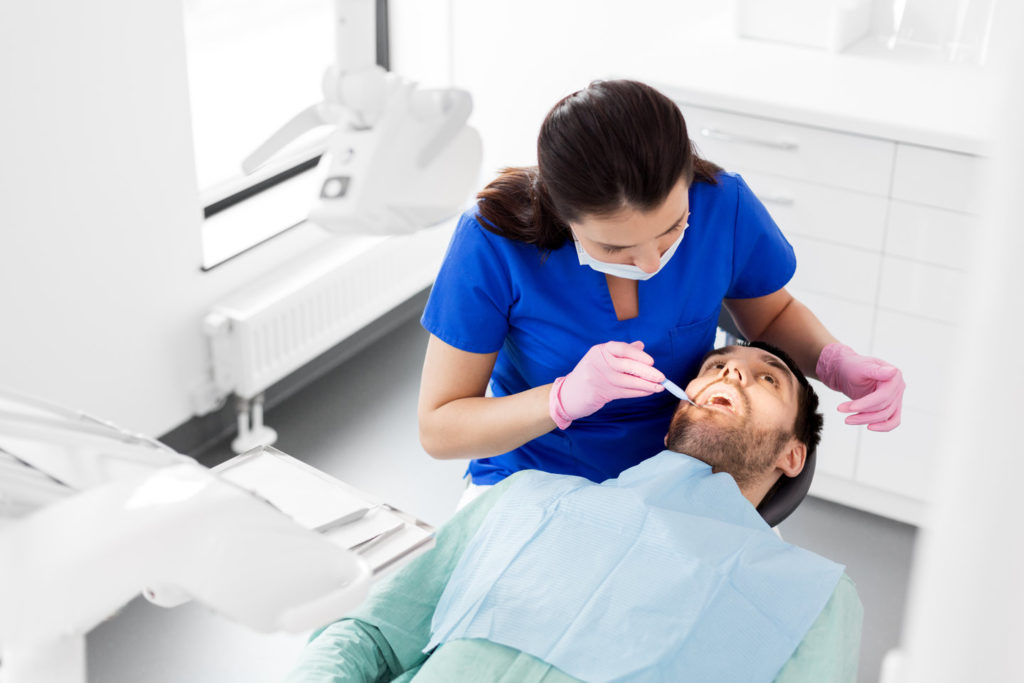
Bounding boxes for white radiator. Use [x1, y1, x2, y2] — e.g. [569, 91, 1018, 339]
[203, 222, 455, 451]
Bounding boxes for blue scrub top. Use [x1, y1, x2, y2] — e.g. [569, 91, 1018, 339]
[421, 172, 796, 485]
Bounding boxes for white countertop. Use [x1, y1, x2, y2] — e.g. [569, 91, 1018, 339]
[614, 13, 995, 156]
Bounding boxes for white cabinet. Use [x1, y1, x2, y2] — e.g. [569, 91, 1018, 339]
[885, 202, 975, 270]
[808, 377, 860, 481]
[870, 311, 958, 416]
[891, 145, 984, 214]
[858, 408, 944, 503]
[682, 104, 895, 195]
[787, 235, 881, 305]
[878, 256, 965, 325]
[736, 169, 889, 251]
[675, 101, 982, 526]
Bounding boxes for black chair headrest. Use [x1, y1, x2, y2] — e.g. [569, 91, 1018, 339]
[756, 449, 816, 527]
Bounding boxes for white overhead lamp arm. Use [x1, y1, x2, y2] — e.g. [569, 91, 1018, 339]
[241, 0, 482, 235]
[240, 103, 338, 176]
[241, 1, 385, 174]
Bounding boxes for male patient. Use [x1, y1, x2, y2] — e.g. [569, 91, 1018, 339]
[287, 342, 862, 682]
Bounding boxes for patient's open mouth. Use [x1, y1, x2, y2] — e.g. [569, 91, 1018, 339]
[698, 386, 742, 415]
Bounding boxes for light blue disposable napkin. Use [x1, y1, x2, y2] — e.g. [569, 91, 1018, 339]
[428, 451, 844, 682]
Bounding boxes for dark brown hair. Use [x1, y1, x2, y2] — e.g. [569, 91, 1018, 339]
[477, 80, 722, 250]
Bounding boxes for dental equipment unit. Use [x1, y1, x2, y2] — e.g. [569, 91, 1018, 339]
[0, 389, 431, 683]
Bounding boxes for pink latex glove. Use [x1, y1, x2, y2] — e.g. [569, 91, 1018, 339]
[816, 343, 905, 432]
[549, 341, 666, 429]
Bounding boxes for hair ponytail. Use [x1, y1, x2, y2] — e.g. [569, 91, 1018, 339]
[692, 156, 722, 186]
[477, 80, 722, 251]
[476, 167, 571, 250]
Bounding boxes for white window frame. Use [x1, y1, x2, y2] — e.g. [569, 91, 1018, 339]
[182, 0, 391, 270]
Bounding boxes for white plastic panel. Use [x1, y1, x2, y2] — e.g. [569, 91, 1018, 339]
[877, 256, 965, 324]
[871, 310, 958, 414]
[892, 143, 984, 214]
[740, 168, 888, 251]
[857, 407, 942, 502]
[788, 235, 881, 305]
[885, 200, 976, 271]
[679, 103, 895, 196]
[809, 378, 859, 480]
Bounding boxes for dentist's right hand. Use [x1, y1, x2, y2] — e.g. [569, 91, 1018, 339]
[549, 341, 666, 430]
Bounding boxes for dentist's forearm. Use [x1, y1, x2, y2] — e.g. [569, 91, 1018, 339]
[752, 298, 839, 381]
[419, 385, 556, 460]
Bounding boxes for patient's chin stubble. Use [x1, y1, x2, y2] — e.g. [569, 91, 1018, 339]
[666, 409, 789, 487]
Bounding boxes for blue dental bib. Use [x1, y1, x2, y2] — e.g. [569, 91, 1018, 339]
[428, 452, 844, 682]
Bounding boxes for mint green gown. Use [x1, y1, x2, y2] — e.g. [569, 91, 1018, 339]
[286, 476, 863, 682]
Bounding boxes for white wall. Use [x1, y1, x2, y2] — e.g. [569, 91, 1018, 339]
[0, 0, 331, 437]
[450, 0, 721, 177]
[0, 0, 716, 440]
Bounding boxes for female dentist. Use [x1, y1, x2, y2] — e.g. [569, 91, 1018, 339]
[417, 80, 904, 506]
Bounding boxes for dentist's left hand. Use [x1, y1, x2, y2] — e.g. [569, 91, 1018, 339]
[816, 343, 905, 431]
[549, 341, 666, 429]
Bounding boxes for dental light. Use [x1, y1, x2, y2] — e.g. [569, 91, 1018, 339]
[241, 0, 482, 236]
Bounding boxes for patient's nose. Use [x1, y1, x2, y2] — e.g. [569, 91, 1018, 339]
[719, 360, 746, 384]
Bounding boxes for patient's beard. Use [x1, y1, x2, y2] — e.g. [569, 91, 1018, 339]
[665, 409, 790, 488]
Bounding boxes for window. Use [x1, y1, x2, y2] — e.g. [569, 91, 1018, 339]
[182, 0, 389, 269]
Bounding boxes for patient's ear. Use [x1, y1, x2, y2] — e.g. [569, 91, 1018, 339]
[775, 439, 806, 478]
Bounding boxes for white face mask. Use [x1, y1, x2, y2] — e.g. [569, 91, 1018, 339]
[572, 220, 688, 281]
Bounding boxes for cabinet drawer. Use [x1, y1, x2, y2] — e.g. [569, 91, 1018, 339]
[878, 257, 965, 324]
[679, 103, 895, 196]
[788, 236, 881, 305]
[788, 287, 875, 353]
[789, 291, 869, 480]
[810, 378, 859, 480]
[885, 201, 976, 270]
[871, 310, 958, 414]
[892, 144, 983, 214]
[740, 169, 887, 251]
[857, 407, 942, 502]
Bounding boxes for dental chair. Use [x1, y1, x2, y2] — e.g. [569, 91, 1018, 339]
[0, 390, 374, 683]
[758, 448, 816, 527]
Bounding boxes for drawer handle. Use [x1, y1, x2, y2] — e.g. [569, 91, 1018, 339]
[700, 127, 799, 151]
[757, 193, 795, 206]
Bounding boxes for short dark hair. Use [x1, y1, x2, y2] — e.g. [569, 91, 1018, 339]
[697, 341, 824, 461]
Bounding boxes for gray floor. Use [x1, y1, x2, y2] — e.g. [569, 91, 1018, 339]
[88, 313, 916, 682]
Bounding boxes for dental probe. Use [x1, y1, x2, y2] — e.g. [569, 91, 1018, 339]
[661, 379, 697, 405]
